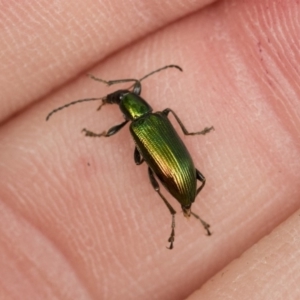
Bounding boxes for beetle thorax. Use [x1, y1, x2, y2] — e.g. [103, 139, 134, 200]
[119, 92, 153, 120]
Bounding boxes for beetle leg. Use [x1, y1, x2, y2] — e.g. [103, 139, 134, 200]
[82, 120, 128, 137]
[190, 169, 211, 236]
[162, 109, 214, 136]
[148, 167, 177, 249]
[196, 169, 206, 196]
[134, 147, 144, 165]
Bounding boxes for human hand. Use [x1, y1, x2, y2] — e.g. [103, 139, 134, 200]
[1, 1, 300, 299]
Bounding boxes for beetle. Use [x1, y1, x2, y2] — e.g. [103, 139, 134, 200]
[46, 65, 214, 249]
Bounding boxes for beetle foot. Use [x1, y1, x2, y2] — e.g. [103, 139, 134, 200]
[167, 229, 175, 250]
[82, 128, 106, 137]
[190, 212, 212, 236]
[203, 222, 211, 236]
[198, 126, 214, 135]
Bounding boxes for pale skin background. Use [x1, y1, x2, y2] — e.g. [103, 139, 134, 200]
[0, 0, 300, 299]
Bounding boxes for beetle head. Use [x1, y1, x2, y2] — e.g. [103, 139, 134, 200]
[105, 89, 129, 105]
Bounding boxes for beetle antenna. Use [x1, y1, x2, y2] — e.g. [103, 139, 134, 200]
[139, 65, 183, 82]
[46, 65, 182, 121]
[46, 96, 106, 121]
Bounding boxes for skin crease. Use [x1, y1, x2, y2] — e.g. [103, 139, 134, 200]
[0, 0, 300, 299]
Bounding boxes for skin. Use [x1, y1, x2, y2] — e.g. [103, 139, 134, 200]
[0, 0, 300, 299]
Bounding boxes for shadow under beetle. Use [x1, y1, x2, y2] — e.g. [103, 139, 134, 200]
[46, 65, 214, 249]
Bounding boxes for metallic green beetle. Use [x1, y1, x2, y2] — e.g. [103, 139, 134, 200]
[46, 65, 214, 249]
